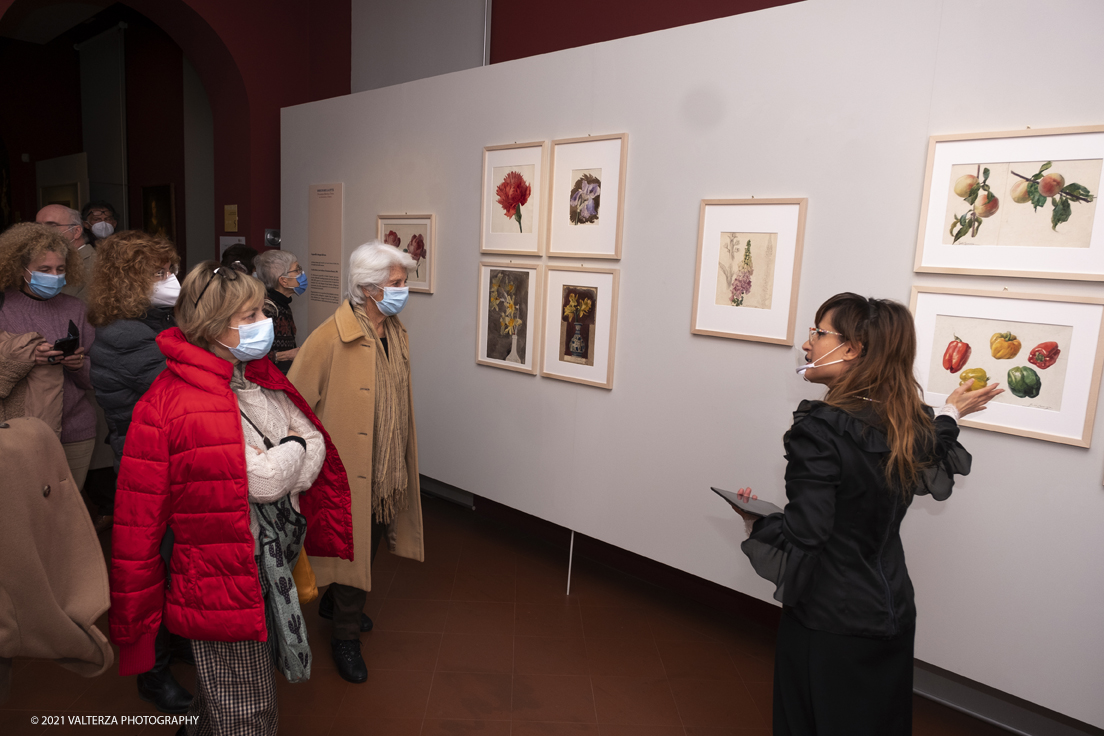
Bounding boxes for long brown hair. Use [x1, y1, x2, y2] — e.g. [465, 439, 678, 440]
[87, 230, 179, 326]
[816, 292, 935, 495]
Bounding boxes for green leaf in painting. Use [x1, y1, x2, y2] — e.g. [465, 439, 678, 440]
[1039, 161, 1053, 173]
[1051, 198, 1072, 230]
[982, 168, 990, 182]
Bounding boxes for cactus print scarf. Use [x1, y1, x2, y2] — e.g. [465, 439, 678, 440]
[254, 497, 311, 683]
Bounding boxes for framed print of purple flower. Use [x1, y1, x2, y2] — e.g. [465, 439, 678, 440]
[569, 174, 601, 225]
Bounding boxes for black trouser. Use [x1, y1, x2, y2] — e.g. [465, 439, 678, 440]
[330, 519, 384, 641]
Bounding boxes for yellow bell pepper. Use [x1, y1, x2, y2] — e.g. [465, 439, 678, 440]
[959, 367, 988, 392]
[990, 332, 1021, 359]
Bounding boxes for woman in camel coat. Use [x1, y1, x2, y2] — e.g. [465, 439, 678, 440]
[288, 241, 424, 684]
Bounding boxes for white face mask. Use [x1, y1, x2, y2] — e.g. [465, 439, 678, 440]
[795, 342, 847, 382]
[90, 221, 115, 239]
[150, 275, 181, 307]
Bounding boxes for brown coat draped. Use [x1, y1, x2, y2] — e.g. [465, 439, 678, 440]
[0, 330, 64, 436]
[288, 300, 424, 591]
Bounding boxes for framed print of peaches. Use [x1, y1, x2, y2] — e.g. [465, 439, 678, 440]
[378, 214, 434, 294]
[914, 125, 1104, 280]
[911, 286, 1104, 447]
[480, 141, 548, 256]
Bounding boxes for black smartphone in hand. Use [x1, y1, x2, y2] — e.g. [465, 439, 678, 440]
[53, 320, 80, 356]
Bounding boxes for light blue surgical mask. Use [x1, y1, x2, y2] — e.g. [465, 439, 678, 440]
[291, 272, 307, 296]
[25, 269, 66, 299]
[372, 286, 409, 316]
[219, 318, 274, 362]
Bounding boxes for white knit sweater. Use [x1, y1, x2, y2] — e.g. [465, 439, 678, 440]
[231, 368, 325, 547]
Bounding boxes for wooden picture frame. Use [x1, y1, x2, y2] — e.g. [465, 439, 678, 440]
[911, 285, 1104, 447]
[476, 261, 542, 375]
[690, 198, 807, 346]
[142, 184, 176, 242]
[480, 141, 548, 256]
[539, 265, 620, 389]
[547, 133, 628, 260]
[914, 124, 1104, 280]
[377, 214, 435, 294]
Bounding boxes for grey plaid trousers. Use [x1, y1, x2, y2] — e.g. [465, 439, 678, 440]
[185, 638, 278, 736]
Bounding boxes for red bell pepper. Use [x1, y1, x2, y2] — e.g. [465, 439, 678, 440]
[1027, 341, 1060, 370]
[942, 335, 971, 373]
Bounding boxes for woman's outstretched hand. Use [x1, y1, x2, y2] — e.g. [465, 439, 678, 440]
[946, 380, 1004, 418]
[729, 487, 759, 523]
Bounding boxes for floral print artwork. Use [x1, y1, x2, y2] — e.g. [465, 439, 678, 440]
[569, 169, 601, 226]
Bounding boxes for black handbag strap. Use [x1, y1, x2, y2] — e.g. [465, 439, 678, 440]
[240, 409, 275, 450]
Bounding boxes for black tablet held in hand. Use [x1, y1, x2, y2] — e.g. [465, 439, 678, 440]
[711, 487, 783, 517]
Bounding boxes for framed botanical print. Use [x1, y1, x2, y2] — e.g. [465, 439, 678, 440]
[480, 141, 548, 256]
[377, 214, 435, 294]
[547, 133, 628, 259]
[690, 198, 807, 345]
[911, 286, 1104, 447]
[914, 125, 1104, 280]
[539, 266, 620, 389]
[476, 261, 542, 375]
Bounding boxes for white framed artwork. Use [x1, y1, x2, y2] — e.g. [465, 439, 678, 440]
[480, 141, 548, 256]
[539, 266, 620, 389]
[547, 134, 628, 259]
[476, 261, 542, 375]
[377, 214, 435, 294]
[690, 198, 807, 346]
[914, 125, 1104, 280]
[911, 286, 1104, 447]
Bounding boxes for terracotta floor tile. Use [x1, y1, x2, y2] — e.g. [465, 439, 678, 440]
[590, 676, 680, 726]
[365, 570, 397, 600]
[683, 729, 772, 736]
[328, 716, 423, 735]
[274, 665, 349, 715]
[421, 719, 512, 735]
[599, 726, 686, 736]
[511, 674, 596, 723]
[656, 639, 741, 680]
[29, 713, 144, 735]
[273, 714, 333, 735]
[569, 568, 662, 609]
[729, 652, 773, 684]
[446, 600, 515, 635]
[515, 603, 584, 638]
[912, 694, 1011, 735]
[424, 672, 512, 720]
[0, 713, 51, 736]
[373, 598, 451, 632]
[585, 636, 666, 678]
[361, 630, 442, 671]
[386, 571, 456, 600]
[451, 571, 516, 602]
[3, 661, 93, 711]
[579, 606, 654, 640]
[669, 679, 765, 729]
[743, 679, 773, 726]
[517, 568, 573, 605]
[650, 611, 724, 643]
[66, 668, 161, 714]
[436, 633, 513, 674]
[512, 724, 601, 736]
[514, 637, 589, 677]
[334, 669, 433, 719]
[457, 547, 517, 576]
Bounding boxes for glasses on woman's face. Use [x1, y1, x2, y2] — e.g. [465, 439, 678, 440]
[809, 327, 844, 343]
[153, 267, 179, 281]
[284, 265, 303, 278]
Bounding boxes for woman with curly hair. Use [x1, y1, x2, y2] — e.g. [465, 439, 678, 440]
[87, 230, 193, 715]
[0, 222, 96, 490]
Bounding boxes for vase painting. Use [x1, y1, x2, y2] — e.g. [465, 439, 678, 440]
[559, 284, 597, 366]
[715, 232, 776, 310]
[486, 269, 529, 362]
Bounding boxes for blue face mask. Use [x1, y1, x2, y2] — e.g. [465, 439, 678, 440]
[25, 269, 66, 299]
[372, 286, 409, 316]
[291, 272, 308, 296]
[219, 318, 274, 362]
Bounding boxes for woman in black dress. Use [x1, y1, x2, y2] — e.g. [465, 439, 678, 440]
[734, 293, 1001, 735]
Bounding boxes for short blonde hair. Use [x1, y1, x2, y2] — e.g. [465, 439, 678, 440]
[0, 222, 83, 292]
[175, 261, 264, 349]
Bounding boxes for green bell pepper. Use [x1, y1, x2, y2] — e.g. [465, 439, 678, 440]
[1007, 366, 1041, 399]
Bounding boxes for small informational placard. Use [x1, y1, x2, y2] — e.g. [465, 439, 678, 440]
[307, 183, 344, 332]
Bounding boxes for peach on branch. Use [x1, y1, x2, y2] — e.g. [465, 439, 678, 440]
[1038, 173, 1066, 198]
[1010, 180, 1031, 204]
[954, 174, 979, 198]
[974, 192, 999, 218]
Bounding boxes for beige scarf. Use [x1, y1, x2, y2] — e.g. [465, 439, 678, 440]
[354, 306, 411, 524]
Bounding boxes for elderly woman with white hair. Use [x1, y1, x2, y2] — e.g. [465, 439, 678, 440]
[253, 249, 306, 374]
[287, 241, 424, 683]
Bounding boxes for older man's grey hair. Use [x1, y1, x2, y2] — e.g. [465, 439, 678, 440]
[253, 249, 298, 290]
[347, 241, 415, 306]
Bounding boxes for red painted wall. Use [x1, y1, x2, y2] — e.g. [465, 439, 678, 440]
[490, 0, 803, 63]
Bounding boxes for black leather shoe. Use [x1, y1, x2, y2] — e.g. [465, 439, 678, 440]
[331, 638, 368, 683]
[318, 587, 373, 631]
[136, 670, 193, 714]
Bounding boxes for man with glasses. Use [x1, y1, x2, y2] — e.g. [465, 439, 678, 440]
[36, 204, 96, 302]
[81, 200, 119, 245]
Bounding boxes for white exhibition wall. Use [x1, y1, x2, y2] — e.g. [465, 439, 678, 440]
[282, 0, 1104, 727]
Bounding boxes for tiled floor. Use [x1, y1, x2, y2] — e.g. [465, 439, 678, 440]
[0, 495, 1011, 735]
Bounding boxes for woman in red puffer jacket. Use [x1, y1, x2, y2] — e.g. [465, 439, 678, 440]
[109, 261, 353, 735]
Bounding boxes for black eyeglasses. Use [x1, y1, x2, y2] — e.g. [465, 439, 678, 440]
[193, 262, 247, 306]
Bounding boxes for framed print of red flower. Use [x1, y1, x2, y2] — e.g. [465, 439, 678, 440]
[496, 170, 531, 233]
[406, 233, 426, 277]
[384, 230, 401, 248]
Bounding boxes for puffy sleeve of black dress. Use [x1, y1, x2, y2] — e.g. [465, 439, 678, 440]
[740, 400, 971, 608]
